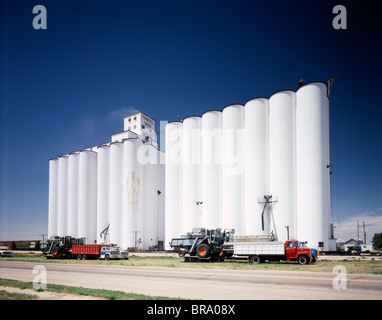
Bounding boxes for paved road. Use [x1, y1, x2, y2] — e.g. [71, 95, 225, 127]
[1, 261, 381, 300]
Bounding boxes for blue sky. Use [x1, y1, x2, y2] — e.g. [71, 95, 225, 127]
[1, 0, 381, 242]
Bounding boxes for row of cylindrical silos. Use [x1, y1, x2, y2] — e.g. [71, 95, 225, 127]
[165, 82, 331, 250]
[49, 150, 97, 243]
[48, 138, 165, 250]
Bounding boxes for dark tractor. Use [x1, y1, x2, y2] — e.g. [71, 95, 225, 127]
[170, 228, 235, 261]
[40, 236, 85, 258]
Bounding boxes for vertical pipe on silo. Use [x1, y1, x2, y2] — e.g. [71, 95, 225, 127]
[67, 153, 79, 238]
[296, 82, 329, 250]
[182, 117, 202, 233]
[57, 156, 68, 237]
[269, 90, 297, 242]
[165, 121, 183, 249]
[96, 145, 110, 244]
[324, 88, 331, 246]
[222, 105, 244, 234]
[201, 111, 222, 229]
[78, 150, 97, 243]
[109, 142, 123, 247]
[244, 98, 269, 235]
[48, 159, 59, 238]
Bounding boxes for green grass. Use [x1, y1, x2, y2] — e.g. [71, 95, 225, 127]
[0, 289, 38, 300]
[0, 278, 183, 300]
[3, 252, 382, 275]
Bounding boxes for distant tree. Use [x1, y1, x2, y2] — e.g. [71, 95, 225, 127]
[371, 233, 382, 250]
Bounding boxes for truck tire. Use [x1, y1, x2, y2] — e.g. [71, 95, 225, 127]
[298, 255, 309, 265]
[196, 244, 210, 259]
[250, 255, 262, 264]
[105, 254, 110, 261]
[77, 255, 82, 260]
[52, 247, 61, 258]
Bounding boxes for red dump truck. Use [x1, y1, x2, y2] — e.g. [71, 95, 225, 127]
[72, 244, 129, 260]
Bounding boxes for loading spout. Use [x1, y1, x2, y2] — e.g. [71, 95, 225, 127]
[261, 195, 273, 231]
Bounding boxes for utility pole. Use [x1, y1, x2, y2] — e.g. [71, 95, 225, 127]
[285, 226, 290, 240]
[363, 221, 366, 244]
[357, 221, 360, 246]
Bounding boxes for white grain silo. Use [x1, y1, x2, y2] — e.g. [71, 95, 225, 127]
[222, 105, 245, 235]
[201, 110, 222, 229]
[78, 150, 97, 243]
[109, 142, 123, 247]
[48, 112, 165, 250]
[244, 98, 270, 235]
[165, 121, 183, 249]
[48, 89, 331, 251]
[96, 145, 110, 244]
[156, 150, 166, 249]
[57, 156, 68, 237]
[269, 90, 297, 242]
[123, 138, 143, 249]
[182, 116, 202, 233]
[48, 159, 59, 238]
[296, 82, 330, 250]
[67, 153, 79, 238]
[141, 143, 161, 249]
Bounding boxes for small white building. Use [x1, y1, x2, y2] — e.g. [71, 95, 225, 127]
[338, 238, 373, 253]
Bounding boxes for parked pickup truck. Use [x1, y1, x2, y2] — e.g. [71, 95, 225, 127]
[100, 246, 129, 260]
[232, 240, 317, 265]
[0, 246, 13, 257]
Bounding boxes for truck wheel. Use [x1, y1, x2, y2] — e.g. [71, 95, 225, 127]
[52, 247, 61, 258]
[196, 244, 210, 259]
[250, 256, 262, 264]
[82, 254, 87, 260]
[298, 255, 309, 265]
[105, 254, 110, 261]
[77, 255, 82, 260]
[178, 251, 185, 258]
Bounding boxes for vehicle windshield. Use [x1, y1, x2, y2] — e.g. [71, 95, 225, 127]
[298, 242, 307, 247]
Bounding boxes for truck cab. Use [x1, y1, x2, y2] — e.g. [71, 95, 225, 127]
[285, 240, 317, 264]
[100, 246, 129, 260]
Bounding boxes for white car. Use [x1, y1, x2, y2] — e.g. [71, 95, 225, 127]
[0, 246, 13, 257]
[100, 246, 129, 260]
